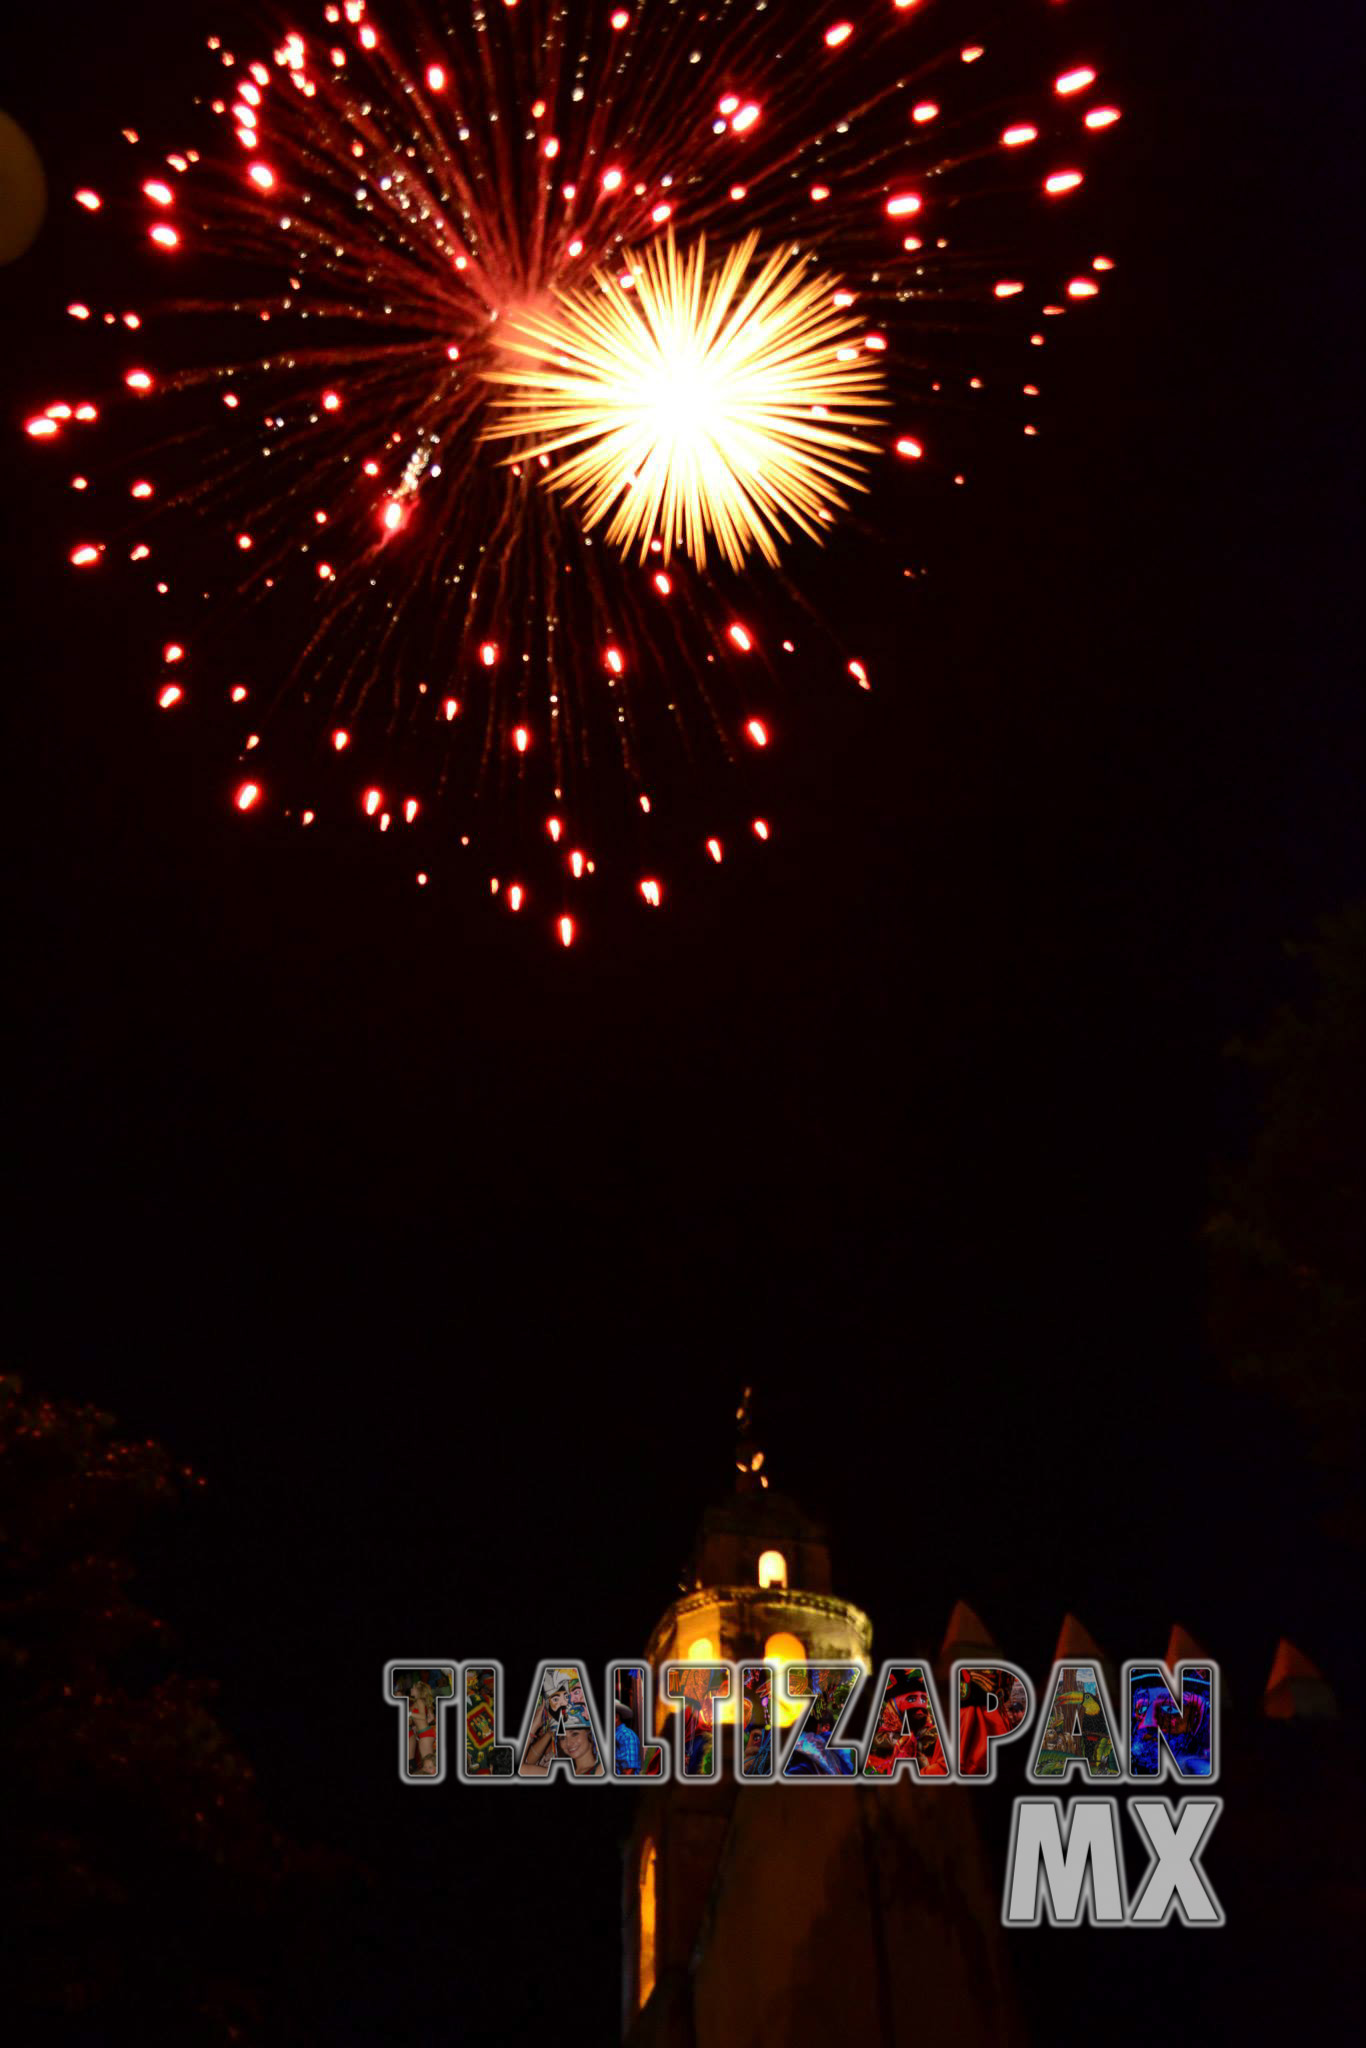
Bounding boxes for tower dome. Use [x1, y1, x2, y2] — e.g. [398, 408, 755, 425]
[644, 1485, 872, 1689]
[643, 1383, 871, 1690]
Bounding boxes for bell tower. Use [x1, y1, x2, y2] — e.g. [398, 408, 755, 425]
[622, 1390, 873, 2037]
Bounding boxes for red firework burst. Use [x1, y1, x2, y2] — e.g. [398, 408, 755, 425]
[25, 0, 1122, 943]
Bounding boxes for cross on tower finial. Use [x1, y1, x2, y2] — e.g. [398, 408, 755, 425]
[734, 1384, 769, 1494]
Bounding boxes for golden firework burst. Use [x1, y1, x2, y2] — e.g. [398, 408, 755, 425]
[482, 232, 887, 571]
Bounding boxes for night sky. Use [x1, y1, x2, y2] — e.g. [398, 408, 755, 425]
[6, 0, 1363, 2039]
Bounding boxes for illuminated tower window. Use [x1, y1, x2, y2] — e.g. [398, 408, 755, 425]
[757, 1548, 787, 1590]
[686, 1635, 717, 1660]
[764, 1630, 806, 1725]
[638, 1838, 657, 2009]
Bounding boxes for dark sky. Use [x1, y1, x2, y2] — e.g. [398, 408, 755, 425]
[6, 0, 1363, 2039]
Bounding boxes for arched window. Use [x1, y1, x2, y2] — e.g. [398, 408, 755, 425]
[638, 1837, 657, 2009]
[757, 1548, 788, 1590]
[764, 1630, 806, 1726]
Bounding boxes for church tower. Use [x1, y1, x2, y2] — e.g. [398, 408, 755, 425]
[621, 1393, 1017, 2047]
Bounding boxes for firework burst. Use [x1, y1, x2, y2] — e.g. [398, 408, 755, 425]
[484, 231, 887, 570]
[26, 0, 1122, 941]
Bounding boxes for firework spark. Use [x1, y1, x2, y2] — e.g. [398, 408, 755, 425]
[26, 0, 1122, 940]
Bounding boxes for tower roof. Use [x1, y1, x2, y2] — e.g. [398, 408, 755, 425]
[690, 1486, 832, 1595]
[935, 1600, 998, 1680]
[1053, 1613, 1110, 1668]
[1264, 1637, 1337, 1719]
[1164, 1622, 1212, 1667]
[680, 1385, 834, 1593]
[1266, 1638, 1323, 1688]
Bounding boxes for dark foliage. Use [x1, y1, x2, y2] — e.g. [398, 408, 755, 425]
[0, 1377, 361, 2044]
[1207, 905, 1366, 1549]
